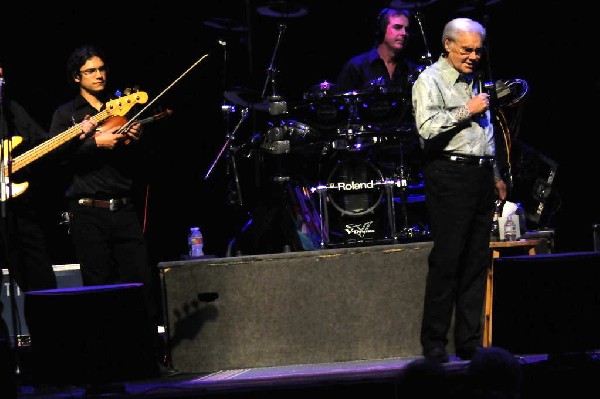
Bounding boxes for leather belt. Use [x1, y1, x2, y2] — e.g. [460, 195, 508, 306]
[77, 197, 131, 211]
[440, 153, 494, 168]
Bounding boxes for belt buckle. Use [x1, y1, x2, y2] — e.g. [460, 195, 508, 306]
[479, 158, 492, 167]
[109, 199, 118, 211]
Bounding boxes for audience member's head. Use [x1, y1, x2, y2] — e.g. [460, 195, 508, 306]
[467, 346, 523, 399]
[399, 357, 449, 397]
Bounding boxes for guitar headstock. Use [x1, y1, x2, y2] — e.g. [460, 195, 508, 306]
[106, 90, 148, 117]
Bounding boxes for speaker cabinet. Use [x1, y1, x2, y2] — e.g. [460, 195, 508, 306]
[492, 251, 600, 354]
[24, 283, 159, 385]
[1, 264, 82, 340]
[160, 242, 433, 373]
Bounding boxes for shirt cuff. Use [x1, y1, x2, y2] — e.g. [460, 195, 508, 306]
[454, 105, 471, 122]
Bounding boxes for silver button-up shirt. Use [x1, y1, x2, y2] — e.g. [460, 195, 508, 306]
[412, 55, 495, 158]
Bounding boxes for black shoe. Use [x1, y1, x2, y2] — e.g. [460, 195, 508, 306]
[423, 347, 449, 363]
[456, 346, 478, 360]
[158, 362, 181, 377]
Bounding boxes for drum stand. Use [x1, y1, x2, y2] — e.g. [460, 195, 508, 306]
[392, 158, 412, 240]
[390, 141, 421, 241]
[311, 184, 329, 248]
[382, 177, 398, 243]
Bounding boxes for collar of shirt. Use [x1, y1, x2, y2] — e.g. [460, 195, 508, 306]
[437, 55, 473, 88]
[367, 47, 381, 65]
[457, 73, 473, 85]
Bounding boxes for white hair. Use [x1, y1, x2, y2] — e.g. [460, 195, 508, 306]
[441, 17, 486, 48]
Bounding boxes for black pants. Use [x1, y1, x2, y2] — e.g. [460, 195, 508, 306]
[420, 159, 495, 353]
[0, 199, 56, 292]
[68, 201, 158, 326]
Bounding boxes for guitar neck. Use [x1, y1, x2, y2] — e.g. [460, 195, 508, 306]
[11, 110, 110, 173]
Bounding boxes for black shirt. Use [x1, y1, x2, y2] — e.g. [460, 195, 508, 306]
[335, 47, 421, 95]
[0, 99, 48, 148]
[0, 98, 51, 196]
[334, 48, 423, 135]
[48, 93, 145, 200]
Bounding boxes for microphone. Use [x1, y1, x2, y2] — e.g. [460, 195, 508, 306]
[0, 76, 4, 103]
[475, 71, 484, 95]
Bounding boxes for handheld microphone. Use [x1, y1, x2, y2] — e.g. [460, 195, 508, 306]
[0, 76, 4, 103]
[475, 71, 484, 95]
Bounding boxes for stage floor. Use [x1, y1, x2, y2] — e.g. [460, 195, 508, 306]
[14, 350, 600, 398]
[10, 245, 600, 398]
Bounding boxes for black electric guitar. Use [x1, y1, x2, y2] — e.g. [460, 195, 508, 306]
[0, 91, 148, 202]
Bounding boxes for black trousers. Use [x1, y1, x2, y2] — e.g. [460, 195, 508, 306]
[420, 159, 495, 353]
[67, 201, 158, 326]
[1, 199, 56, 292]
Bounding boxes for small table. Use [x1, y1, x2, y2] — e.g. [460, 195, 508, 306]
[483, 239, 545, 347]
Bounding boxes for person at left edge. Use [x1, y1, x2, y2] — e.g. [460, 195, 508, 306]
[0, 62, 56, 294]
[0, 62, 95, 392]
[0, 62, 95, 293]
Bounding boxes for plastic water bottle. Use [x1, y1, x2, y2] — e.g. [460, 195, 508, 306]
[188, 227, 204, 257]
[504, 215, 517, 242]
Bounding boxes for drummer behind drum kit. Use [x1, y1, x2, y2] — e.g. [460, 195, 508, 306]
[213, 0, 530, 252]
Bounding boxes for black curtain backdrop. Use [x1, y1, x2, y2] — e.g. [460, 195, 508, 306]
[1, 0, 596, 263]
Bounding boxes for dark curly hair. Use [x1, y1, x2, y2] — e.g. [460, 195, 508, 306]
[66, 45, 107, 83]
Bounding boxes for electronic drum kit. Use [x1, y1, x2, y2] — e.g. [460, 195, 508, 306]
[244, 86, 430, 248]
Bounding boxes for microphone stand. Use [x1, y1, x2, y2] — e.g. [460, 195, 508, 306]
[204, 37, 246, 208]
[0, 76, 7, 220]
[261, 23, 286, 100]
[414, 11, 433, 66]
[478, 8, 513, 192]
[259, 21, 306, 253]
[0, 75, 23, 383]
[244, 0, 254, 76]
[204, 107, 249, 192]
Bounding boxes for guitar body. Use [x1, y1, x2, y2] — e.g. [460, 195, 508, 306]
[0, 180, 29, 202]
[1, 135, 29, 202]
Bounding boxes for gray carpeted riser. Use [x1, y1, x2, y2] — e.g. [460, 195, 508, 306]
[160, 242, 435, 373]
